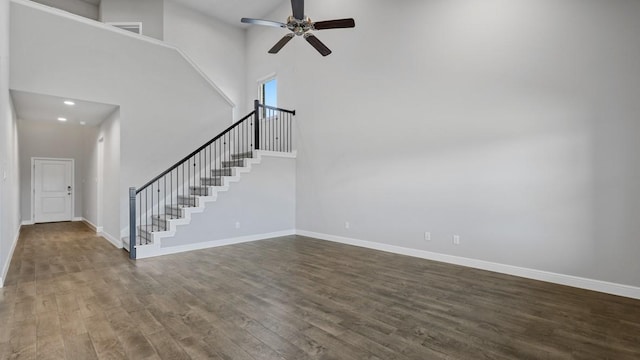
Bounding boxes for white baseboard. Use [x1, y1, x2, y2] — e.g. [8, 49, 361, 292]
[136, 229, 296, 259]
[81, 218, 104, 235]
[21, 218, 84, 225]
[296, 230, 640, 300]
[0, 225, 21, 288]
[98, 231, 123, 249]
[81, 218, 97, 231]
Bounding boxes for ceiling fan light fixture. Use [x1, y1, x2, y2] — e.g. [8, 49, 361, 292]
[242, 0, 355, 56]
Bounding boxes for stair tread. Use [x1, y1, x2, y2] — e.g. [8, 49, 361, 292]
[152, 214, 182, 220]
[166, 204, 193, 209]
[231, 152, 254, 159]
[138, 224, 164, 232]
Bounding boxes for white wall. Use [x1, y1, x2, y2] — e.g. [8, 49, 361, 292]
[82, 108, 120, 245]
[99, 109, 120, 242]
[246, 0, 640, 288]
[30, 0, 98, 20]
[83, 124, 99, 227]
[18, 119, 97, 221]
[162, 155, 296, 248]
[0, 0, 21, 287]
[99, 0, 163, 40]
[163, 0, 246, 118]
[11, 0, 233, 240]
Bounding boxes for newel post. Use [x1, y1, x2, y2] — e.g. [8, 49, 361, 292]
[254, 99, 260, 150]
[129, 187, 137, 260]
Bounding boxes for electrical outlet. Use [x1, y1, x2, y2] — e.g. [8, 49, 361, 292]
[453, 235, 460, 245]
[235, 221, 240, 229]
[345, 221, 350, 229]
[424, 232, 431, 241]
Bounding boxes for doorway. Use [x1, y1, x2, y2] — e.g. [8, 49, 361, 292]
[32, 158, 74, 223]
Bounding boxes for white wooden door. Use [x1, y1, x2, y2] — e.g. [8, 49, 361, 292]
[34, 159, 73, 223]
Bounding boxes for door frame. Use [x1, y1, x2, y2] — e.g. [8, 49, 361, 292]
[31, 157, 75, 223]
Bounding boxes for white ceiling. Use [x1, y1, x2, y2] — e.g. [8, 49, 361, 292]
[173, 0, 288, 27]
[11, 90, 118, 127]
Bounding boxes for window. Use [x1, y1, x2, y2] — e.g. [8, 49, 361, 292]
[259, 77, 277, 108]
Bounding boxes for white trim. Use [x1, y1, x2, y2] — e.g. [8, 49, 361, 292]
[72, 217, 83, 222]
[21, 220, 34, 226]
[82, 218, 97, 231]
[31, 157, 75, 224]
[11, 0, 236, 110]
[105, 21, 142, 35]
[255, 150, 297, 159]
[135, 230, 296, 259]
[98, 230, 123, 249]
[81, 219, 119, 248]
[0, 225, 21, 288]
[296, 230, 640, 300]
[256, 72, 277, 84]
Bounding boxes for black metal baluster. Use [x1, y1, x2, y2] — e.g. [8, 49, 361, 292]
[138, 192, 141, 246]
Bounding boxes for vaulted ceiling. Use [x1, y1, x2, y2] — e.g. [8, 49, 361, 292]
[77, 0, 288, 28]
[175, 0, 287, 27]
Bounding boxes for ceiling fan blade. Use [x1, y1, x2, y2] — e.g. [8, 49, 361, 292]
[291, 0, 304, 20]
[313, 18, 356, 30]
[241, 18, 287, 28]
[304, 34, 332, 56]
[269, 34, 295, 54]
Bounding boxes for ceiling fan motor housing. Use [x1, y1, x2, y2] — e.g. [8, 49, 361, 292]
[287, 16, 312, 36]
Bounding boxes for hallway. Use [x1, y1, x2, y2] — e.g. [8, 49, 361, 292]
[0, 222, 639, 359]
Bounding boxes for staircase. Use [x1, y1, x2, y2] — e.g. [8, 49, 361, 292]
[128, 101, 296, 259]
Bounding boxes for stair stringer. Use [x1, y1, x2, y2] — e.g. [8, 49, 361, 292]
[135, 150, 296, 259]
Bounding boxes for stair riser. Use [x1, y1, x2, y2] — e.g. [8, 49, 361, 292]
[138, 229, 152, 242]
[135, 236, 148, 246]
[165, 207, 183, 217]
[222, 159, 244, 168]
[211, 169, 233, 176]
[151, 217, 170, 230]
[231, 152, 253, 160]
[190, 187, 210, 196]
[177, 196, 197, 206]
[201, 178, 223, 186]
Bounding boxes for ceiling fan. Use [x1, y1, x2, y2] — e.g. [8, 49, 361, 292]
[241, 0, 355, 56]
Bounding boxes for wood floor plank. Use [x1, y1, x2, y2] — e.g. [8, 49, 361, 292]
[1, 223, 639, 359]
[63, 333, 99, 360]
[36, 334, 66, 360]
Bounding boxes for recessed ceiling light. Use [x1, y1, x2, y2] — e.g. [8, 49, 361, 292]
[80, 121, 86, 125]
[64, 100, 75, 106]
[57, 117, 67, 122]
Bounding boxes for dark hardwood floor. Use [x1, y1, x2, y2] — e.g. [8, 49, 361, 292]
[0, 222, 639, 359]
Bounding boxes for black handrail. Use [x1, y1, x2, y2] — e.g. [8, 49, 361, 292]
[262, 103, 296, 115]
